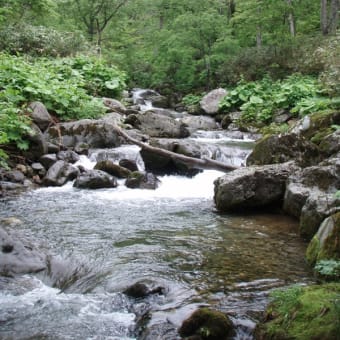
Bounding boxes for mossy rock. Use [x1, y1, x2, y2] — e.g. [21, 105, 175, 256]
[301, 110, 340, 144]
[256, 283, 340, 340]
[306, 213, 340, 266]
[246, 133, 319, 167]
[178, 308, 233, 340]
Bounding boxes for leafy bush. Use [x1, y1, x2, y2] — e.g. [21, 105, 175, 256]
[0, 53, 126, 164]
[315, 260, 340, 280]
[0, 24, 89, 57]
[219, 75, 326, 125]
[181, 93, 203, 106]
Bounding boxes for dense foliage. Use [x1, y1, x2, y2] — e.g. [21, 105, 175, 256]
[0, 53, 126, 163]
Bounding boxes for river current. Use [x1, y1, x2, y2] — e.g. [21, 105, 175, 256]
[0, 135, 313, 339]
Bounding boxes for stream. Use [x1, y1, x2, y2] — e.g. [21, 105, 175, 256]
[0, 130, 313, 339]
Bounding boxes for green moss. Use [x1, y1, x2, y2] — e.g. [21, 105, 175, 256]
[258, 283, 340, 340]
[306, 236, 321, 266]
[302, 110, 340, 145]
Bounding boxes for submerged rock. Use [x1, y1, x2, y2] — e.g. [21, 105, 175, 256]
[0, 227, 46, 275]
[178, 308, 234, 340]
[125, 172, 160, 190]
[123, 281, 164, 299]
[94, 160, 131, 178]
[214, 162, 297, 212]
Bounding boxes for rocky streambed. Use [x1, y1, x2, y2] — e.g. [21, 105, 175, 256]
[0, 89, 339, 339]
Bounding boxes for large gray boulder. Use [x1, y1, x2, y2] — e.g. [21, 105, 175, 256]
[180, 115, 218, 133]
[102, 97, 126, 114]
[200, 88, 227, 115]
[73, 170, 118, 189]
[125, 171, 160, 190]
[43, 160, 79, 186]
[246, 133, 320, 167]
[214, 162, 298, 212]
[23, 123, 49, 161]
[283, 157, 340, 239]
[45, 119, 122, 149]
[131, 111, 190, 138]
[28, 101, 53, 131]
[0, 227, 46, 275]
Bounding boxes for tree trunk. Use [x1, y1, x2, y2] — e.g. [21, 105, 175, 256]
[112, 125, 240, 173]
[330, 0, 339, 34]
[286, 0, 296, 37]
[321, 0, 340, 35]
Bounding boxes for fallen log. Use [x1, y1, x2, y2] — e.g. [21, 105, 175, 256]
[112, 125, 240, 172]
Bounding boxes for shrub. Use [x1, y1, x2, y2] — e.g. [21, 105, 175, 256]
[0, 24, 90, 57]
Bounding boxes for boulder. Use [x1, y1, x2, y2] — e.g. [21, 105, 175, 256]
[0, 227, 46, 275]
[180, 115, 218, 133]
[200, 88, 227, 115]
[246, 133, 320, 167]
[299, 193, 340, 240]
[319, 130, 340, 157]
[43, 160, 79, 187]
[57, 150, 80, 164]
[214, 162, 298, 212]
[119, 159, 139, 172]
[306, 213, 340, 266]
[39, 154, 58, 169]
[28, 101, 53, 131]
[283, 158, 340, 239]
[148, 95, 168, 108]
[94, 160, 131, 178]
[136, 111, 190, 138]
[125, 171, 160, 190]
[23, 123, 48, 161]
[73, 169, 118, 189]
[45, 119, 121, 149]
[102, 97, 126, 114]
[178, 308, 234, 340]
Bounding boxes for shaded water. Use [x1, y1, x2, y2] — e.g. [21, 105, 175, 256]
[0, 142, 313, 339]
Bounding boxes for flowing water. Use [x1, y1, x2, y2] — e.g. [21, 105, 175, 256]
[0, 134, 313, 339]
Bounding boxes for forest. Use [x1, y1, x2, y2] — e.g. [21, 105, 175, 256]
[0, 0, 339, 160]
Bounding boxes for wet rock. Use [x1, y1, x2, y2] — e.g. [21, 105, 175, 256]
[125, 172, 160, 190]
[31, 162, 46, 177]
[119, 159, 139, 172]
[123, 282, 165, 299]
[4, 170, 25, 183]
[57, 150, 80, 164]
[214, 162, 298, 212]
[246, 133, 320, 167]
[306, 213, 340, 266]
[28, 101, 53, 131]
[178, 308, 234, 340]
[43, 160, 79, 187]
[146, 108, 184, 119]
[45, 119, 121, 149]
[39, 154, 58, 170]
[94, 160, 131, 178]
[148, 95, 168, 108]
[200, 88, 227, 116]
[73, 169, 118, 189]
[0, 227, 46, 275]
